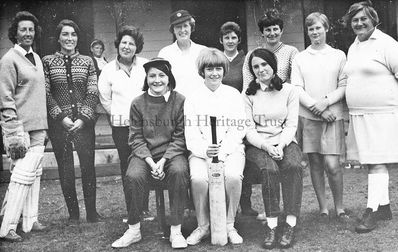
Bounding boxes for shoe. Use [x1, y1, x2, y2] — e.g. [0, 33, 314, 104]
[319, 212, 329, 223]
[377, 204, 392, 221]
[31, 221, 47, 231]
[227, 228, 243, 244]
[279, 224, 295, 248]
[1, 230, 23, 242]
[241, 208, 258, 217]
[111, 228, 142, 248]
[87, 212, 104, 223]
[336, 212, 349, 223]
[257, 212, 267, 221]
[355, 208, 378, 233]
[262, 226, 277, 249]
[141, 210, 155, 221]
[169, 232, 188, 249]
[186, 227, 210, 246]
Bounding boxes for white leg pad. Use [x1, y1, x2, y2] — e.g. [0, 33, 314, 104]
[0, 189, 9, 216]
[10, 147, 44, 185]
[22, 176, 41, 232]
[0, 182, 30, 237]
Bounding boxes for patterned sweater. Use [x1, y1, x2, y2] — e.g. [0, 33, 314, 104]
[43, 52, 99, 124]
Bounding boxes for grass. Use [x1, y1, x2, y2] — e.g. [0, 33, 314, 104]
[1, 167, 398, 251]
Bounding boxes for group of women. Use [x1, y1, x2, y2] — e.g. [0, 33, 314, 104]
[1, 0, 398, 250]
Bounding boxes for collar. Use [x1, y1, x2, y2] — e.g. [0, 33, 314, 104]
[148, 89, 170, 102]
[260, 82, 270, 91]
[306, 44, 332, 55]
[172, 40, 196, 52]
[115, 55, 136, 71]
[354, 28, 382, 44]
[224, 51, 239, 62]
[14, 44, 33, 55]
[55, 51, 80, 59]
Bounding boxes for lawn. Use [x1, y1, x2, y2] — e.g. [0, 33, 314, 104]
[1, 166, 398, 251]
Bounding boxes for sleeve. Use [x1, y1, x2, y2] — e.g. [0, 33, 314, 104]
[162, 98, 187, 160]
[78, 57, 99, 123]
[242, 50, 254, 94]
[0, 56, 18, 122]
[128, 101, 152, 159]
[279, 87, 299, 148]
[326, 52, 347, 105]
[383, 37, 398, 79]
[43, 57, 67, 121]
[218, 93, 247, 161]
[97, 66, 112, 115]
[286, 47, 299, 82]
[184, 97, 209, 159]
[243, 94, 266, 149]
[291, 56, 316, 108]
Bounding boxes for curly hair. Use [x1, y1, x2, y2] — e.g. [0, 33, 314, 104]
[8, 11, 41, 44]
[114, 25, 144, 54]
[245, 48, 283, 96]
[219, 21, 242, 41]
[257, 9, 284, 33]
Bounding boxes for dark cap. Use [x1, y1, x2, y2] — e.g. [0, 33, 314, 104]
[143, 57, 176, 91]
[169, 10, 193, 26]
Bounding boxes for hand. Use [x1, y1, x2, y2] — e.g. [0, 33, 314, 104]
[69, 119, 84, 133]
[320, 109, 336, 122]
[1, 120, 29, 160]
[206, 144, 220, 158]
[261, 144, 279, 159]
[62, 117, 74, 131]
[152, 158, 166, 181]
[309, 98, 329, 116]
[272, 144, 284, 161]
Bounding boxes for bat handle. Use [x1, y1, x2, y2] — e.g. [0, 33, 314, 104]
[212, 156, 219, 163]
[210, 116, 218, 163]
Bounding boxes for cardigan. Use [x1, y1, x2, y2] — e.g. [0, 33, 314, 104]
[129, 91, 186, 160]
[43, 51, 99, 124]
[0, 47, 47, 131]
[222, 50, 245, 92]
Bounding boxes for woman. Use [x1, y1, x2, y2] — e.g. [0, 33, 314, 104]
[90, 39, 108, 78]
[344, 1, 398, 233]
[0, 11, 47, 242]
[241, 9, 299, 218]
[184, 48, 246, 245]
[291, 12, 348, 221]
[158, 9, 207, 97]
[98, 25, 150, 215]
[220, 21, 245, 93]
[111, 58, 189, 249]
[244, 48, 303, 249]
[43, 19, 100, 223]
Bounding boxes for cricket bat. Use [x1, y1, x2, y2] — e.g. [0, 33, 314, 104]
[208, 116, 227, 246]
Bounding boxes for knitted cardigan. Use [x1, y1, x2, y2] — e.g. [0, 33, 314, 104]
[42, 51, 99, 124]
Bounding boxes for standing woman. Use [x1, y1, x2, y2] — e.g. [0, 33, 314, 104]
[291, 12, 348, 220]
[241, 9, 298, 218]
[158, 10, 207, 97]
[98, 25, 148, 214]
[344, 1, 398, 233]
[111, 58, 189, 249]
[0, 11, 47, 242]
[184, 48, 246, 245]
[244, 48, 303, 249]
[43, 19, 100, 223]
[220, 21, 245, 93]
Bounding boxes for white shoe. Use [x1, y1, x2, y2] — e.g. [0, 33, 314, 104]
[111, 228, 141, 248]
[169, 232, 188, 249]
[186, 227, 210, 246]
[227, 228, 243, 244]
[257, 212, 267, 221]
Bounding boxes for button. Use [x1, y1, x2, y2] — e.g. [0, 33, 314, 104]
[72, 104, 75, 107]
[69, 90, 73, 93]
[67, 74, 70, 77]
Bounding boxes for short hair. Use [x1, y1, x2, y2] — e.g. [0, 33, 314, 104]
[305, 12, 330, 31]
[169, 18, 196, 34]
[56, 19, 80, 39]
[114, 25, 144, 54]
[219, 21, 242, 41]
[196, 48, 229, 78]
[344, 1, 379, 27]
[90, 39, 105, 50]
[8, 11, 41, 44]
[246, 48, 283, 95]
[257, 9, 284, 33]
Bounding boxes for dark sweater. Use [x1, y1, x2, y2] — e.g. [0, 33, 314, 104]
[222, 50, 245, 93]
[129, 91, 186, 160]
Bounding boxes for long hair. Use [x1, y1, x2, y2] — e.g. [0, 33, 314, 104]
[245, 48, 284, 96]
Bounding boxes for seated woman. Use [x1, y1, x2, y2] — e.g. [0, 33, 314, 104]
[184, 48, 246, 245]
[244, 48, 303, 249]
[111, 58, 189, 249]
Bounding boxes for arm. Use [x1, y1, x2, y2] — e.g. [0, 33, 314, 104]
[162, 99, 187, 160]
[242, 50, 254, 94]
[184, 97, 209, 159]
[325, 53, 347, 105]
[291, 57, 316, 108]
[97, 65, 112, 115]
[279, 87, 299, 148]
[128, 101, 152, 159]
[243, 94, 268, 149]
[0, 57, 18, 122]
[77, 57, 99, 123]
[286, 47, 299, 82]
[383, 37, 398, 79]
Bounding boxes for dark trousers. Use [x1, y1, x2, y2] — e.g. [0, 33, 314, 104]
[49, 123, 97, 220]
[246, 143, 303, 217]
[125, 155, 189, 225]
[111, 126, 149, 212]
